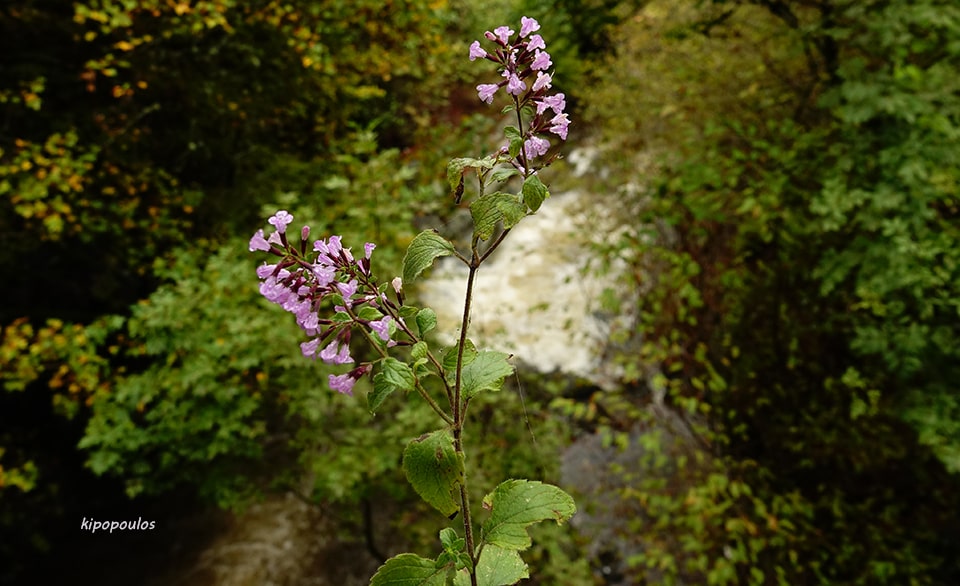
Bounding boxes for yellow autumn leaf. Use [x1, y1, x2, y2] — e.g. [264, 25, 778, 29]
[171, 1, 191, 15]
[67, 174, 84, 191]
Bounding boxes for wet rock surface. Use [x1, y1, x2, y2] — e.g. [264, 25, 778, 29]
[151, 494, 381, 586]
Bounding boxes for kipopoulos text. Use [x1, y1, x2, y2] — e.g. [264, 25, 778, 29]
[80, 517, 156, 533]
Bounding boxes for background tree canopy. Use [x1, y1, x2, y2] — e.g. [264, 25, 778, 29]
[2, 0, 959, 584]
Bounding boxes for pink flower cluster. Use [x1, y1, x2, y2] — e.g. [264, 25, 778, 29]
[468, 16, 570, 164]
[250, 210, 397, 395]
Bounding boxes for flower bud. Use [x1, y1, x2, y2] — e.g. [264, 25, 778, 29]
[392, 276, 404, 305]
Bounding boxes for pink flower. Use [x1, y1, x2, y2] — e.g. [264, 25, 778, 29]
[520, 17, 540, 38]
[532, 71, 552, 92]
[527, 34, 545, 51]
[536, 93, 566, 115]
[256, 263, 276, 278]
[369, 315, 392, 341]
[312, 264, 335, 287]
[320, 340, 354, 365]
[492, 26, 514, 44]
[469, 40, 487, 61]
[549, 112, 570, 140]
[249, 229, 270, 252]
[268, 210, 294, 233]
[524, 135, 550, 159]
[328, 373, 356, 395]
[477, 83, 499, 104]
[531, 50, 552, 71]
[364, 242, 375, 259]
[301, 338, 320, 359]
[260, 277, 291, 304]
[299, 310, 319, 332]
[336, 279, 358, 298]
[326, 235, 343, 256]
[506, 73, 526, 96]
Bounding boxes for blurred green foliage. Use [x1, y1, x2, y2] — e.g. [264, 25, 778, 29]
[580, 0, 960, 583]
[3, 0, 959, 584]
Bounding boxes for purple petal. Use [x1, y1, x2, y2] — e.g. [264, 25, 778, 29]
[520, 17, 540, 38]
[249, 229, 271, 252]
[469, 40, 487, 61]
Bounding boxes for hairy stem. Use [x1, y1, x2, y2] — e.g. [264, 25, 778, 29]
[454, 261, 480, 585]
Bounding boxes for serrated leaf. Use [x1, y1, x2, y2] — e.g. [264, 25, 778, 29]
[403, 231, 456, 284]
[480, 480, 576, 551]
[368, 372, 395, 414]
[370, 553, 449, 586]
[453, 545, 529, 586]
[412, 341, 429, 361]
[504, 127, 523, 159]
[521, 175, 549, 212]
[382, 357, 416, 391]
[403, 430, 464, 518]
[489, 167, 520, 184]
[416, 308, 438, 337]
[471, 193, 515, 241]
[357, 306, 384, 321]
[461, 351, 514, 399]
[443, 339, 478, 382]
[447, 157, 497, 191]
[496, 196, 527, 230]
[331, 311, 352, 323]
[399, 305, 420, 319]
[440, 527, 460, 551]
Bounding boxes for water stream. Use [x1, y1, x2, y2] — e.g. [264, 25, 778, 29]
[418, 152, 628, 389]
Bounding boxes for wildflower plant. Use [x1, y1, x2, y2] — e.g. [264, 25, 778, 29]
[250, 17, 575, 586]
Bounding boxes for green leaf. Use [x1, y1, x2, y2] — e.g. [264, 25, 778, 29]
[382, 357, 416, 392]
[368, 373, 394, 414]
[369, 358, 418, 413]
[369, 553, 449, 586]
[454, 545, 529, 586]
[403, 230, 456, 284]
[447, 157, 497, 191]
[416, 308, 438, 337]
[357, 306, 384, 321]
[471, 193, 516, 241]
[403, 430, 464, 518]
[497, 196, 527, 230]
[480, 480, 576, 551]
[504, 127, 523, 159]
[443, 339, 478, 382]
[439, 527, 462, 551]
[490, 167, 520, 184]
[412, 341, 429, 361]
[461, 351, 514, 399]
[399, 305, 420, 319]
[521, 175, 549, 212]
